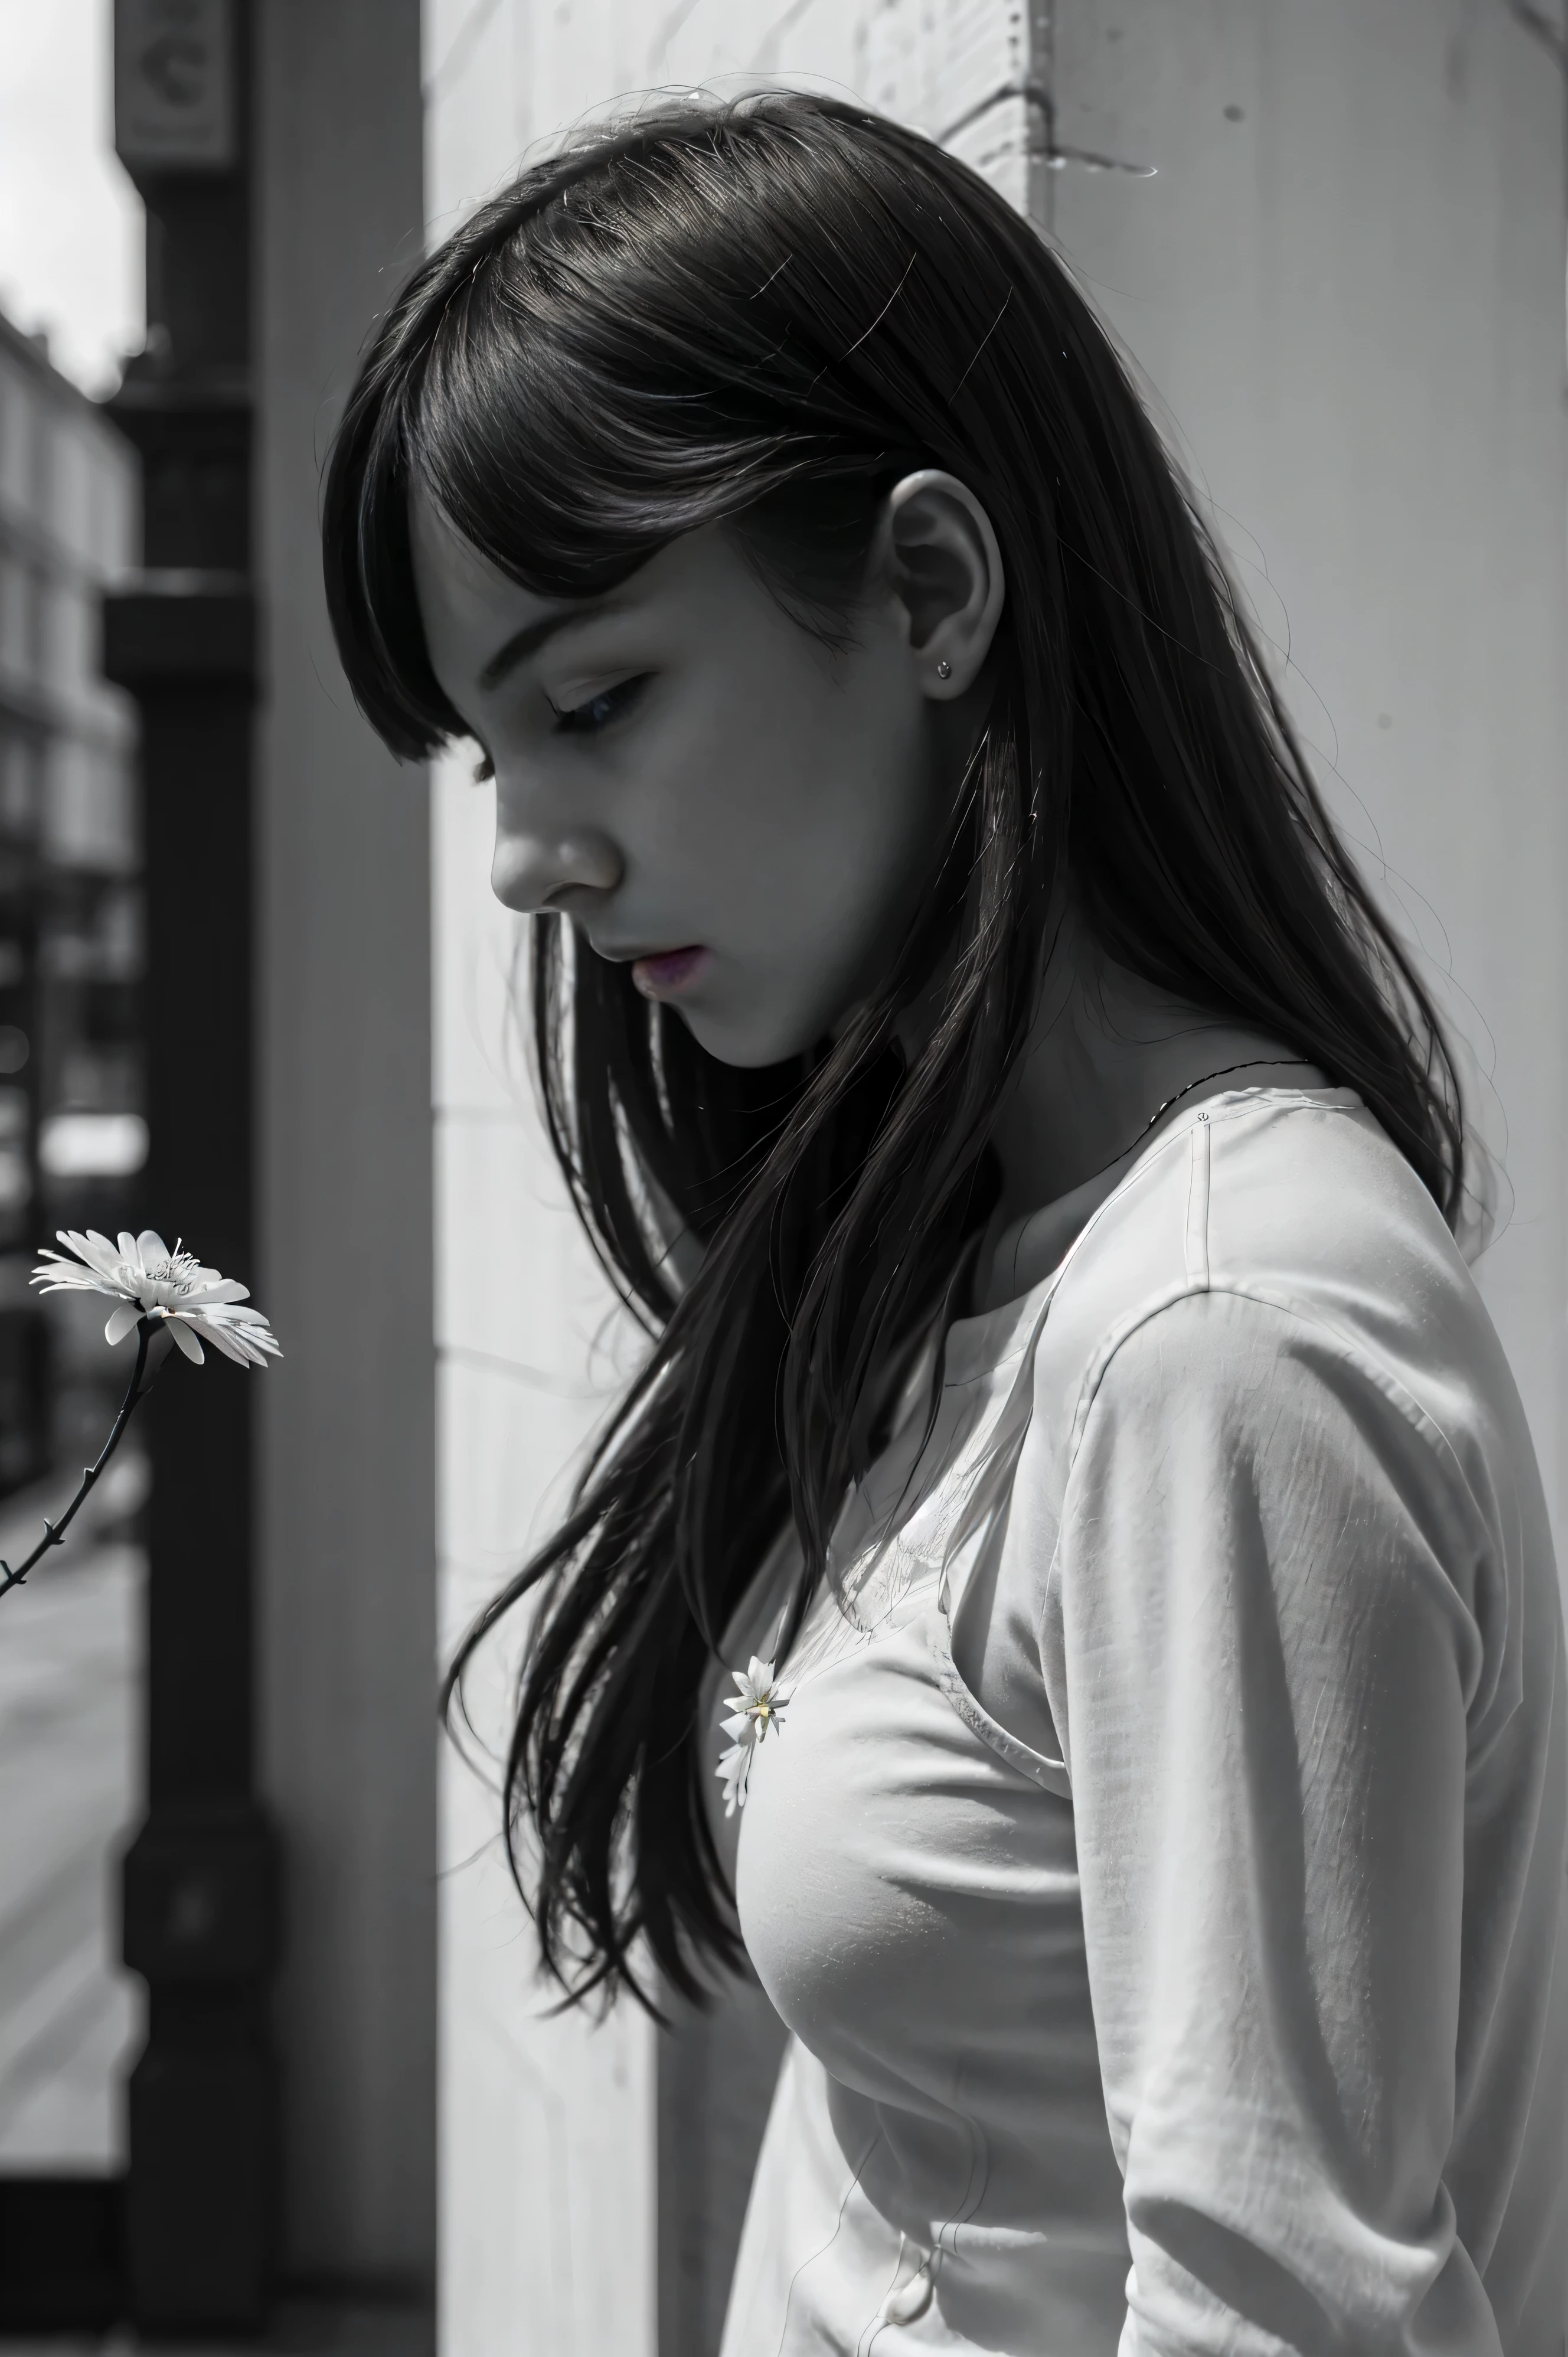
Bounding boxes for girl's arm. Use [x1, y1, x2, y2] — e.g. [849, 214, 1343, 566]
[1055, 1286, 1503, 2357]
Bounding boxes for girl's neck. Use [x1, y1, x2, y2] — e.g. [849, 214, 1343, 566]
[950, 909, 1316, 1313]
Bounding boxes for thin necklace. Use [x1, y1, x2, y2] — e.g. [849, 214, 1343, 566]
[1091, 1056, 1317, 1186]
[976, 1057, 1317, 1316]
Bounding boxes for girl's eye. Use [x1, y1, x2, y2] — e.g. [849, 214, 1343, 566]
[550, 675, 648, 736]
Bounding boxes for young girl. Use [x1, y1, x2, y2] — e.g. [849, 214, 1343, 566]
[322, 93, 1567, 2356]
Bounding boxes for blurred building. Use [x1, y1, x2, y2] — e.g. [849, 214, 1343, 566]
[0, 311, 142, 1492]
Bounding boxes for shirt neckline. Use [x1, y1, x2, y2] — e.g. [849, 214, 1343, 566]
[941, 1085, 1360, 1386]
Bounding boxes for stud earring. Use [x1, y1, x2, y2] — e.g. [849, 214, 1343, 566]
[936, 659, 952, 681]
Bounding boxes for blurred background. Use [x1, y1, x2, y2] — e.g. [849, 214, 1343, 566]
[0, 0, 151, 2226]
[0, 3, 1561, 2353]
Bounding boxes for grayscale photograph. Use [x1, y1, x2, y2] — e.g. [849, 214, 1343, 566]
[0, 3, 1563, 2353]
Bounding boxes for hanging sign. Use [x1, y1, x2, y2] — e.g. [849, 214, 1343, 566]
[114, 0, 236, 175]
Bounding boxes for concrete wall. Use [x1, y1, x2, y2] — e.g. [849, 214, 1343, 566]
[1044, 0, 1567, 1536]
[254, 1, 436, 2298]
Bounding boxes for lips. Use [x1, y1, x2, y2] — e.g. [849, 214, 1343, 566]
[629, 945, 710, 1001]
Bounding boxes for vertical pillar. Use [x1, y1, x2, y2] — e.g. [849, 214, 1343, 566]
[254, 0, 434, 2302]
[102, 0, 278, 2330]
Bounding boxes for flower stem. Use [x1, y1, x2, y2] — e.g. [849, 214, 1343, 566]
[0, 1318, 160, 1601]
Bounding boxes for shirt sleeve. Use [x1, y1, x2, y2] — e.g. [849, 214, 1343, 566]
[1051, 1286, 1499, 2357]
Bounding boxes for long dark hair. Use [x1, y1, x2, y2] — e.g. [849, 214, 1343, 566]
[322, 91, 1463, 2006]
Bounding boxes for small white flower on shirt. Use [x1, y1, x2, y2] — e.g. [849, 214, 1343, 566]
[716, 1654, 794, 1817]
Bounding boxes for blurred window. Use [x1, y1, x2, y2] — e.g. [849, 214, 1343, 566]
[38, 1111, 148, 1180]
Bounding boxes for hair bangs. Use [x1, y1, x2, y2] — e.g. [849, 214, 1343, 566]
[333, 103, 999, 740]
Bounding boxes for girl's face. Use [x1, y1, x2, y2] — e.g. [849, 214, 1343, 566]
[410, 475, 1003, 1067]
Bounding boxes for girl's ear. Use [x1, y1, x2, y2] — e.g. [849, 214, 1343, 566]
[876, 469, 1007, 698]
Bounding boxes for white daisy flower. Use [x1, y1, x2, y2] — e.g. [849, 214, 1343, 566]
[31, 1229, 280, 1369]
[714, 1654, 795, 1818]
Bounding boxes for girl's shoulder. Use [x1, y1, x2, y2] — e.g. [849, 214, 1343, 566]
[1050, 1083, 1473, 1368]
[953, 1088, 1554, 1782]
[1025, 1085, 1531, 1537]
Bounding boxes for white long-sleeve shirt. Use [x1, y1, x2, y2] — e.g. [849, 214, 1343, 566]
[722, 1087, 1568, 2355]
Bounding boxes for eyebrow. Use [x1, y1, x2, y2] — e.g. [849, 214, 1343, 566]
[477, 599, 618, 691]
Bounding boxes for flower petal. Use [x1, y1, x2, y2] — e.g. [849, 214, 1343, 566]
[136, 1230, 169, 1264]
[51, 1231, 120, 1282]
[166, 1316, 205, 1364]
[192, 1318, 260, 1367]
[104, 1304, 141, 1346]
[715, 1741, 752, 1819]
[31, 1251, 131, 1303]
[196, 1307, 280, 1361]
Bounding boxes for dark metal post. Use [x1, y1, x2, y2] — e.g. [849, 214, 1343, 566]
[103, 1, 279, 2330]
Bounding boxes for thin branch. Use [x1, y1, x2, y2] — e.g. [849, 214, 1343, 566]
[0, 1320, 159, 1600]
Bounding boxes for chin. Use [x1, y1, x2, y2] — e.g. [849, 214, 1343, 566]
[677, 996, 825, 1072]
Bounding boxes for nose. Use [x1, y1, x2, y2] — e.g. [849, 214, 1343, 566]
[491, 818, 623, 913]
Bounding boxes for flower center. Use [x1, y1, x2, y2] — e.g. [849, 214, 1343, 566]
[138, 1247, 202, 1307]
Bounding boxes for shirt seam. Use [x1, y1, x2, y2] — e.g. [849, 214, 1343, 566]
[943, 1089, 1360, 1387]
[1041, 1284, 1500, 1721]
[1062, 1282, 1492, 1510]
